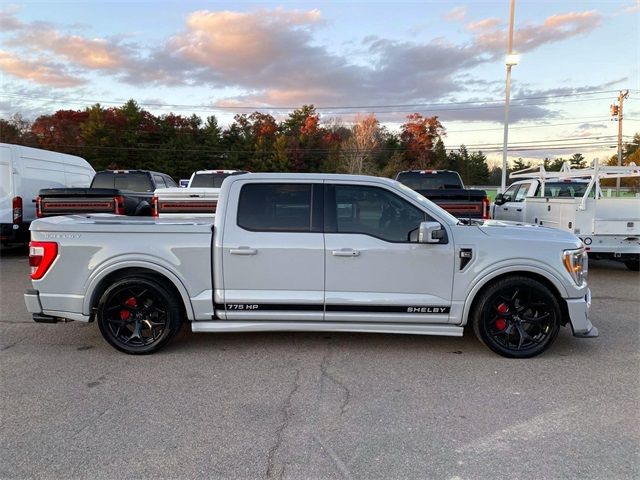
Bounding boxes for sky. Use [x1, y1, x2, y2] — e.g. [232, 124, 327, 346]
[1, 0, 639, 166]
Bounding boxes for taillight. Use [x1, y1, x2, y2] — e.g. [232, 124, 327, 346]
[36, 196, 43, 218]
[12, 196, 22, 224]
[482, 197, 490, 219]
[29, 241, 58, 280]
[115, 196, 125, 215]
[151, 196, 159, 217]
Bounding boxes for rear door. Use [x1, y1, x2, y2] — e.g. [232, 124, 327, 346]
[0, 145, 13, 224]
[324, 182, 454, 324]
[220, 180, 325, 320]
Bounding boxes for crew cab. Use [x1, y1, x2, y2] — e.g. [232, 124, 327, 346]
[24, 173, 597, 358]
[152, 170, 248, 217]
[396, 170, 489, 220]
[37, 170, 177, 217]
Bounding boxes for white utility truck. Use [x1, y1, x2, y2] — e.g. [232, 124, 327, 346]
[492, 161, 640, 271]
[0, 143, 94, 245]
[24, 173, 596, 358]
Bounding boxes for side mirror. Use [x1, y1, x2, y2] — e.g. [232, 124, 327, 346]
[418, 221, 446, 244]
[494, 193, 505, 205]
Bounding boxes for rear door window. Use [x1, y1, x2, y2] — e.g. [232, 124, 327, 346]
[237, 183, 312, 232]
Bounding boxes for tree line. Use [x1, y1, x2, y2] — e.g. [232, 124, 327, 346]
[1, 100, 638, 188]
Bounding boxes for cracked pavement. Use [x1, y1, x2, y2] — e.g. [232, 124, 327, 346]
[1, 247, 639, 479]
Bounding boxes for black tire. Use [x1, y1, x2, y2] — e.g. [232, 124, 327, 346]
[472, 276, 561, 358]
[624, 260, 640, 272]
[97, 275, 183, 354]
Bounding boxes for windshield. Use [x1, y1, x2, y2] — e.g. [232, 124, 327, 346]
[92, 172, 154, 192]
[190, 171, 247, 188]
[543, 181, 592, 198]
[396, 171, 463, 190]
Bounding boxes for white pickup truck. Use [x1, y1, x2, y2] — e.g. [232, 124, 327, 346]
[152, 169, 247, 217]
[24, 173, 596, 358]
[492, 162, 640, 270]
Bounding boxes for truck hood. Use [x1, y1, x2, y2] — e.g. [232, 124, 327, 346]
[478, 219, 583, 247]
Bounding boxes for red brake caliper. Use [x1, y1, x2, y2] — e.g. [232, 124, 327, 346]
[119, 297, 137, 321]
[495, 303, 508, 331]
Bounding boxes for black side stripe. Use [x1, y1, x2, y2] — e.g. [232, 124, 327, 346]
[216, 303, 450, 314]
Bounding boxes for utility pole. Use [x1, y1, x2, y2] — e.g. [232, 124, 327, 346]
[501, 0, 517, 193]
[611, 90, 629, 194]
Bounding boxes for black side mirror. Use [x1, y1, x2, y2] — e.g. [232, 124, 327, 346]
[494, 193, 505, 205]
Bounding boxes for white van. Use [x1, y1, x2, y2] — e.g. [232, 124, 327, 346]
[0, 143, 95, 244]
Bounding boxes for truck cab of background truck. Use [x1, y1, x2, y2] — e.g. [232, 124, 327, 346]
[24, 173, 597, 358]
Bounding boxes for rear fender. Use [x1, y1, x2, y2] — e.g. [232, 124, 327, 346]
[83, 258, 195, 320]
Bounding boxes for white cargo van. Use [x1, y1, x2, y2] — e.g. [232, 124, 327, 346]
[0, 143, 95, 244]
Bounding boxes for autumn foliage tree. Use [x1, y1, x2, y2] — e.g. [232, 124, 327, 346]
[400, 113, 445, 170]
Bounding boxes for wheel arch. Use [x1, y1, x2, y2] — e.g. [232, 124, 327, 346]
[85, 264, 195, 321]
[462, 268, 570, 327]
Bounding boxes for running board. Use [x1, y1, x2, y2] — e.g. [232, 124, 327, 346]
[191, 321, 464, 336]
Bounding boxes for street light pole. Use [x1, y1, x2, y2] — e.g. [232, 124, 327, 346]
[501, 0, 516, 193]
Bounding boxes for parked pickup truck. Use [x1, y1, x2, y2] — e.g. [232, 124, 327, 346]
[37, 170, 177, 217]
[396, 170, 489, 220]
[492, 161, 640, 271]
[153, 169, 247, 217]
[24, 173, 597, 358]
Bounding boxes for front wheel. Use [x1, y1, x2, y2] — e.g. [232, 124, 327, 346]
[472, 276, 561, 358]
[97, 275, 183, 354]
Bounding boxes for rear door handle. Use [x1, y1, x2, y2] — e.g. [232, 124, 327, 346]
[503, 207, 509, 211]
[332, 248, 360, 257]
[516, 208, 522, 212]
[230, 247, 257, 255]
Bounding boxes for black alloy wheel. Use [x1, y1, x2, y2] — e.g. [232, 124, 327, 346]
[97, 275, 183, 354]
[472, 276, 561, 358]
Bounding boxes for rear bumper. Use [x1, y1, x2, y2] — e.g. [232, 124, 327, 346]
[566, 288, 598, 338]
[1, 223, 28, 243]
[24, 289, 90, 323]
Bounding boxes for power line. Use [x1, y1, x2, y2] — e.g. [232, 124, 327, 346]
[0, 89, 628, 113]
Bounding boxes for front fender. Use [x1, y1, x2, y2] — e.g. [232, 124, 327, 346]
[82, 255, 195, 320]
[460, 262, 570, 326]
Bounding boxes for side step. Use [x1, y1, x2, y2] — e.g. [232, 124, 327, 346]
[191, 321, 464, 336]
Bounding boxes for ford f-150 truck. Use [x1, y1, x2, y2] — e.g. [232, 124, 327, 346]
[24, 173, 596, 358]
[396, 170, 490, 220]
[37, 170, 177, 217]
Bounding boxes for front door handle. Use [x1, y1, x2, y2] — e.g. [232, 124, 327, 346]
[503, 207, 509, 211]
[332, 248, 360, 257]
[516, 208, 522, 212]
[230, 246, 257, 255]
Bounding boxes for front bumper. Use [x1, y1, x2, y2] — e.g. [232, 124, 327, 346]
[566, 288, 598, 338]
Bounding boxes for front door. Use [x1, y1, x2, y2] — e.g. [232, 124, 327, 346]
[323, 182, 454, 324]
[220, 181, 325, 321]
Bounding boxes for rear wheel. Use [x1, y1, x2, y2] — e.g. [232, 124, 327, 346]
[472, 276, 561, 358]
[97, 275, 183, 354]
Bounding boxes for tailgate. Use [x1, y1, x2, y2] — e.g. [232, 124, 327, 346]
[154, 188, 219, 216]
[37, 188, 122, 217]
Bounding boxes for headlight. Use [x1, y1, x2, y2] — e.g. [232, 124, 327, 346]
[563, 248, 588, 286]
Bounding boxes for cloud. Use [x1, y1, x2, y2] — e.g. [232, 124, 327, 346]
[623, 2, 640, 13]
[0, 50, 85, 87]
[472, 11, 603, 55]
[443, 7, 467, 22]
[0, 7, 610, 124]
[466, 18, 502, 33]
[577, 122, 607, 130]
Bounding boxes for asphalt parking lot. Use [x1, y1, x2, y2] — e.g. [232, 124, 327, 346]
[1, 246, 639, 480]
